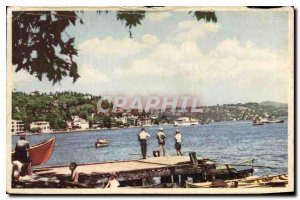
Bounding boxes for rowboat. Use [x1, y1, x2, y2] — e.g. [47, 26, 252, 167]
[12, 137, 56, 166]
[95, 143, 109, 148]
[185, 173, 288, 188]
[264, 119, 284, 124]
[95, 139, 110, 148]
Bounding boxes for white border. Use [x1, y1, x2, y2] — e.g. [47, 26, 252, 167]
[1, 1, 298, 199]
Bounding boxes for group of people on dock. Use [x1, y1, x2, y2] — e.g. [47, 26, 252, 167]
[137, 127, 183, 159]
[11, 128, 183, 188]
[68, 162, 120, 188]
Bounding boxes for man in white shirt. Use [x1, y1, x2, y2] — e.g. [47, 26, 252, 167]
[174, 129, 183, 156]
[69, 162, 79, 183]
[137, 127, 150, 159]
[105, 173, 120, 188]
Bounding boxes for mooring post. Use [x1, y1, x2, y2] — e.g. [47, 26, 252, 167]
[161, 176, 172, 184]
[192, 173, 199, 183]
[180, 175, 187, 187]
[189, 152, 198, 169]
[173, 175, 179, 185]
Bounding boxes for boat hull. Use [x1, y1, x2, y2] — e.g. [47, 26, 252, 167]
[95, 144, 109, 148]
[174, 121, 199, 126]
[12, 138, 56, 166]
[264, 120, 284, 124]
[185, 173, 288, 188]
[253, 122, 264, 126]
[174, 122, 192, 127]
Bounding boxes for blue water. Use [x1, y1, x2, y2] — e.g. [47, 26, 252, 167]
[11, 120, 288, 176]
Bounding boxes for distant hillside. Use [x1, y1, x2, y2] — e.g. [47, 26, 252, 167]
[260, 101, 287, 108]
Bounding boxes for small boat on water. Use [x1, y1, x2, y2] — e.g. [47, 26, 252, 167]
[185, 173, 288, 188]
[95, 139, 110, 148]
[95, 143, 109, 148]
[254, 118, 285, 125]
[264, 119, 284, 124]
[174, 117, 199, 126]
[11, 137, 56, 166]
[253, 122, 264, 126]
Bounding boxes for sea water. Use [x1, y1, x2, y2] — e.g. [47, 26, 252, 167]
[11, 120, 288, 176]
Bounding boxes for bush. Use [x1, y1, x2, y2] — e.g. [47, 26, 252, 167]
[30, 127, 41, 133]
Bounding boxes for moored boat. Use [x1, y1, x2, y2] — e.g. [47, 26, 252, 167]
[95, 143, 109, 148]
[12, 137, 56, 166]
[190, 118, 199, 125]
[254, 118, 285, 125]
[264, 119, 284, 124]
[174, 117, 199, 126]
[185, 173, 288, 188]
[95, 139, 110, 148]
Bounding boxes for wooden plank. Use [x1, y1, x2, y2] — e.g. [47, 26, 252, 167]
[30, 156, 254, 187]
[34, 156, 191, 177]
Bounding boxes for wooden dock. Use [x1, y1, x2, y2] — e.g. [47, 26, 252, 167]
[14, 155, 254, 188]
[35, 156, 191, 176]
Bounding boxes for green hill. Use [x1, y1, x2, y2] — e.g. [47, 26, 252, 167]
[260, 101, 287, 108]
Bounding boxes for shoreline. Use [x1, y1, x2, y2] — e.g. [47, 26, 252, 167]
[12, 124, 166, 136]
[12, 119, 287, 136]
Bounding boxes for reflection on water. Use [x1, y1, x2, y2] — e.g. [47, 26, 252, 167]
[11, 120, 288, 176]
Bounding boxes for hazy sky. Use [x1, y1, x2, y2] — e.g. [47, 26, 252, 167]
[13, 9, 290, 105]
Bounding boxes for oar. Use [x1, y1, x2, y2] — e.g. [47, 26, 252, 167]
[200, 158, 277, 169]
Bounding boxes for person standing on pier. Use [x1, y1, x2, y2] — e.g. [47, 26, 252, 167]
[138, 127, 150, 159]
[157, 127, 166, 156]
[174, 129, 183, 156]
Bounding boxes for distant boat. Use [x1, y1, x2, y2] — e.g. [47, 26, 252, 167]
[174, 117, 199, 126]
[95, 143, 109, 148]
[95, 139, 110, 148]
[254, 118, 284, 125]
[253, 122, 264, 126]
[264, 119, 284, 124]
[185, 173, 288, 188]
[190, 118, 199, 125]
[12, 137, 56, 166]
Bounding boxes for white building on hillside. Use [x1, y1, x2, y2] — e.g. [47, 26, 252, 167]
[66, 116, 89, 130]
[115, 116, 127, 124]
[30, 121, 51, 133]
[11, 120, 25, 135]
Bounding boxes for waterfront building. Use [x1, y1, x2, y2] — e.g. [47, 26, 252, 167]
[127, 115, 138, 126]
[67, 115, 90, 130]
[115, 116, 127, 124]
[30, 121, 51, 133]
[11, 119, 25, 134]
[138, 117, 152, 126]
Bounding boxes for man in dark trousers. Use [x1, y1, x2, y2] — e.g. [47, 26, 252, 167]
[14, 135, 32, 175]
[137, 127, 150, 159]
[157, 127, 166, 156]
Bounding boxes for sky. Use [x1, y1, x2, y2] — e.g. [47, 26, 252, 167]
[13, 9, 290, 106]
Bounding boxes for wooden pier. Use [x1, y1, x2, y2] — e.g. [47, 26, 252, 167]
[14, 155, 254, 188]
